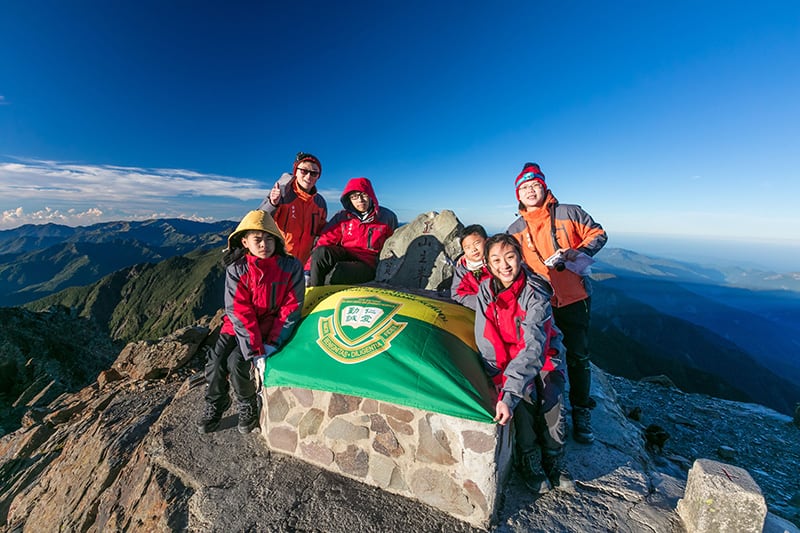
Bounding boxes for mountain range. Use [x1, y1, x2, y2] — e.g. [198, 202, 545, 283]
[0, 219, 235, 306]
[592, 248, 800, 392]
[2, 218, 798, 417]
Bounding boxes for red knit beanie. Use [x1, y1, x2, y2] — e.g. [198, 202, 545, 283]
[515, 162, 546, 200]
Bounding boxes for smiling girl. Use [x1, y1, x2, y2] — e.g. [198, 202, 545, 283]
[474, 233, 570, 493]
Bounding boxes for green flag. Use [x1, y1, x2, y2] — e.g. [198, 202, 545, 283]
[264, 285, 495, 423]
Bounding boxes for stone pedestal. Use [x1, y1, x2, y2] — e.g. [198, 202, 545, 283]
[260, 386, 512, 528]
[677, 458, 767, 533]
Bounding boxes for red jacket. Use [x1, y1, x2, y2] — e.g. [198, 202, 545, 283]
[221, 253, 305, 359]
[475, 268, 565, 410]
[259, 173, 327, 264]
[311, 177, 398, 268]
[507, 191, 607, 308]
[450, 255, 492, 311]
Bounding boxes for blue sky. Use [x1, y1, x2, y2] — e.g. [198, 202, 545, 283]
[1, 1, 799, 269]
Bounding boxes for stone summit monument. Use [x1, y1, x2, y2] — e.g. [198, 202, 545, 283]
[375, 210, 463, 292]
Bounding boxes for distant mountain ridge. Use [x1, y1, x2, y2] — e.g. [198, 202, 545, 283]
[593, 247, 800, 391]
[0, 218, 237, 255]
[589, 282, 800, 414]
[0, 218, 236, 306]
[595, 247, 800, 291]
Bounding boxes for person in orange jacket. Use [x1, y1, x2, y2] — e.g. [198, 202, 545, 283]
[507, 162, 607, 445]
[259, 152, 327, 264]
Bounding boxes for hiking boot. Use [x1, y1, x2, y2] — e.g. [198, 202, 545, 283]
[542, 450, 575, 491]
[196, 395, 232, 434]
[237, 397, 259, 434]
[519, 453, 552, 494]
[572, 406, 595, 444]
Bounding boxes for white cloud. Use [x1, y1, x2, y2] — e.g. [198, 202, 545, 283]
[0, 95, 8, 105]
[0, 158, 265, 203]
[0, 157, 268, 229]
[1, 206, 104, 227]
[0, 206, 223, 229]
[318, 187, 343, 206]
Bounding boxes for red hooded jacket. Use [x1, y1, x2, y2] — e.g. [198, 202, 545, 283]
[220, 253, 305, 359]
[450, 255, 492, 311]
[311, 177, 398, 268]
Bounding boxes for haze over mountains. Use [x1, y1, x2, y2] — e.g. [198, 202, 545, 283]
[1, 218, 798, 417]
[593, 249, 800, 393]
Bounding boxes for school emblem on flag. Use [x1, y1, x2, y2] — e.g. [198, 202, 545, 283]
[317, 295, 407, 363]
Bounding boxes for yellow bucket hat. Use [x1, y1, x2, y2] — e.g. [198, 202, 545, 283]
[227, 210, 284, 250]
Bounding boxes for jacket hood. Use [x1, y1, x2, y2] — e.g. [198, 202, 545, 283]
[340, 177, 379, 214]
[227, 210, 284, 250]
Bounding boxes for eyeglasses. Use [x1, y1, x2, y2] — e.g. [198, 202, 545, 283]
[349, 192, 369, 201]
[297, 167, 320, 178]
[518, 182, 543, 193]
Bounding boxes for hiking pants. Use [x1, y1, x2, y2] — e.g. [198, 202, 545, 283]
[204, 333, 256, 406]
[308, 245, 375, 286]
[514, 368, 566, 456]
[554, 297, 592, 408]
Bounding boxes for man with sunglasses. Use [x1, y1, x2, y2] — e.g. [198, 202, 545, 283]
[259, 152, 327, 264]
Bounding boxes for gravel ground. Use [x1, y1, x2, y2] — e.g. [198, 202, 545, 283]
[607, 374, 800, 526]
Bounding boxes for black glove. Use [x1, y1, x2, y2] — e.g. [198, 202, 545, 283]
[222, 248, 246, 267]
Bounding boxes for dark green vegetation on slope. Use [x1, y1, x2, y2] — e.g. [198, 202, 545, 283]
[25, 248, 226, 343]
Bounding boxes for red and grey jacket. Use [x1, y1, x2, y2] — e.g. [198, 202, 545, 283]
[450, 255, 492, 311]
[259, 173, 327, 264]
[475, 268, 565, 411]
[220, 253, 305, 359]
[507, 191, 607, 308]
[311, 177, 398, 268]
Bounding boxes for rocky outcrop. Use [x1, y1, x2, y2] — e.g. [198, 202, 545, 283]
[0, 306, 119, 437]
[610, 374, 800, 529]
[0, 317, 681, 533]
[112, 325, 209, 380]
[677, 459, 766, 533]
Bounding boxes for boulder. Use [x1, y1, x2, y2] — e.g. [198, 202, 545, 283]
[112, 325, 209, 380]
[677, 458, 767, 533]
[375, 210, 463, 291]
